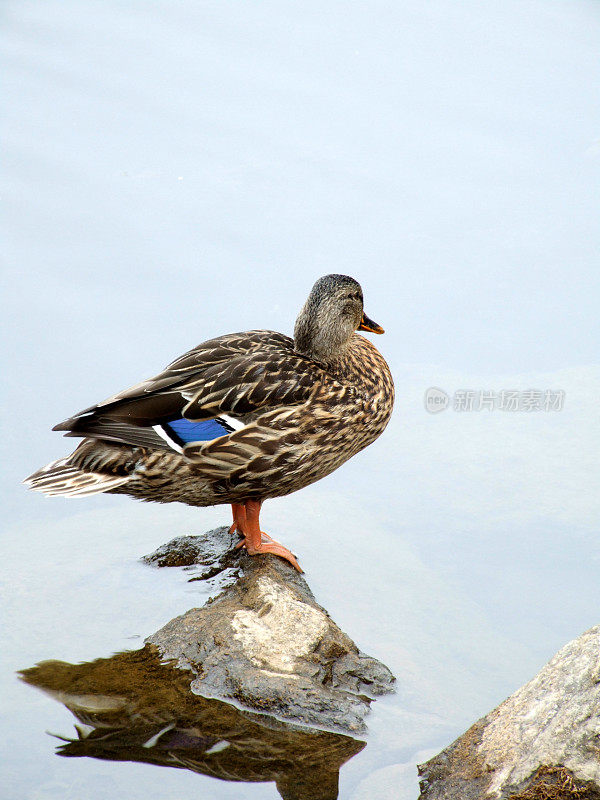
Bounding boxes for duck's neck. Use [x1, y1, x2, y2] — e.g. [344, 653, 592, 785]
[293, 323, 351, 365]
[293, 305, 353, 364]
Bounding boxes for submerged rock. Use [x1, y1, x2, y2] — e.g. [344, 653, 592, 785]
[20, 648, 365, 800]
[142, 526, 395, 733]
[417, 625, 600, 799]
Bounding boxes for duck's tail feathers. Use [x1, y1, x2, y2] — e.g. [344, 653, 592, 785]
[24, 457, 130, 497]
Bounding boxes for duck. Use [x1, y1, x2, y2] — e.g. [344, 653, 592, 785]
[25, 274, 394, 572]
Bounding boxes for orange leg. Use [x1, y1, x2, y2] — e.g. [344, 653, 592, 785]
[233, 499, 303, 573]
[229, 503, 247, 536]
[231, 501, 275, 543]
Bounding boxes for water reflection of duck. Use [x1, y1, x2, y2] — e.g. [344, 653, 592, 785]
[20, 647, 365, 800]
[25, 275, 393, 572]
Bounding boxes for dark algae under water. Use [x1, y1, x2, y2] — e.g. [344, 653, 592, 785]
[20, 648, 365, 800]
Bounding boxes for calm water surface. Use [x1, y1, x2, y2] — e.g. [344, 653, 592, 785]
[2, 1, 599, 798]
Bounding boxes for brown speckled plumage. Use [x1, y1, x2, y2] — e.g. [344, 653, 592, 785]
[25, 275, 394, 570]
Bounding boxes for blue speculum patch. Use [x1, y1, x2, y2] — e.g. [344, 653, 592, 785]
[164, 417, 231, 444]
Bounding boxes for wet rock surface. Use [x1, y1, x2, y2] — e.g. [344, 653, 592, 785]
[142, 526, 395, 734]
[418, 625, 600, 800]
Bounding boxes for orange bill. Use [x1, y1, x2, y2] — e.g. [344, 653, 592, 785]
[358, 312, 384, 334]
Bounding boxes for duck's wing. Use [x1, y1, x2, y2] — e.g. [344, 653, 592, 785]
[53, 330, 329, 453]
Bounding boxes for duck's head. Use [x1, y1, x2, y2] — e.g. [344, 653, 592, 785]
[294, 274, 384, 362]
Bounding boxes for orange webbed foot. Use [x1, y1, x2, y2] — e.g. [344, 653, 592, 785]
[231, 500, 303, 573]
[234, 530, 275, 549]
[238, 534, 303, 573]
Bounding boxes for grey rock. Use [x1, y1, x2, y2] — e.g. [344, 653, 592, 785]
[143, 526, 395, 733]
[418, 625, 600, 799]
